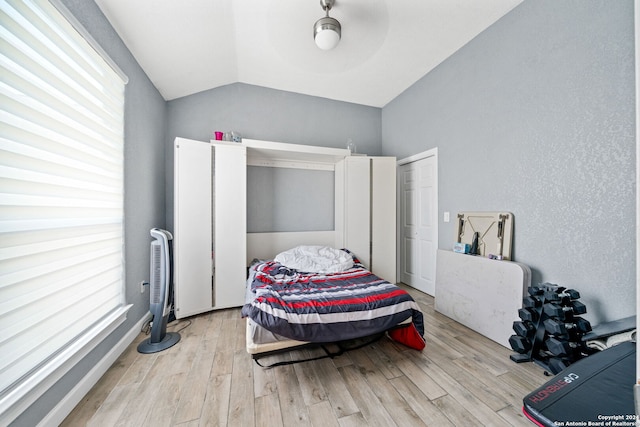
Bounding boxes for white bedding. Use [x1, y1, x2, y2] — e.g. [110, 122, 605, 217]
[274, 245, 354, 273]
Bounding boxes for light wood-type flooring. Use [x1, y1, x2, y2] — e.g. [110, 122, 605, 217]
[62, 285, 547, 426]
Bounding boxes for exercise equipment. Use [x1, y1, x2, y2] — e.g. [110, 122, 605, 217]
[522, 341, 635, 426]
[545, 337, 581, 357]
[543, 317, 591, 336]
[518, 307, 538, 322]
[542, 301, 586, 320]
[509, 282, 594, 374]
[509, 335, 531, 353]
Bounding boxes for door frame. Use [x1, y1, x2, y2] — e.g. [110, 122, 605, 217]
[396, 147, 438, 288]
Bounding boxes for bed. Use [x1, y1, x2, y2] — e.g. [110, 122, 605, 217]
[241, 246, 426, 366]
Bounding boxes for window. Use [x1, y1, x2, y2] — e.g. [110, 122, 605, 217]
[0, 0, 129, 421]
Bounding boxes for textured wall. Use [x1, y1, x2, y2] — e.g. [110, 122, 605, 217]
[15, 1, 167, 425]
[165, 83, 382, 231]
[247, 167, 335, 232]
[382, 0, 635, 324]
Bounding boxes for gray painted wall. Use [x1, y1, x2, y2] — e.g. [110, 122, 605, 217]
[382, 0, 635, 324]
[15, 1, 167, 425]
[247, 167, 335, 232]
[165, 83, 382, 232]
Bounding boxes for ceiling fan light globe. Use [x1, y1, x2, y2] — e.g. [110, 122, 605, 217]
[314, 17, 341, 50]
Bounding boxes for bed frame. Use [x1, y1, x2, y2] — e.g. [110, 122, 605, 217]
[245, 317, 411, 367]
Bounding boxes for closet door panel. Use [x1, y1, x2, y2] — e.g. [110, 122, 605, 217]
[213, 144, 247, 308]
[174, 138, 213, 318]
[371, 157, 397, 283]
[344, 157, 371, 268]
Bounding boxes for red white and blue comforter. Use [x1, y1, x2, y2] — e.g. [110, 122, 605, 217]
[241, 254, 425, 345]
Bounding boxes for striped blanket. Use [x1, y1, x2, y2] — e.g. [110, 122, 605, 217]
[241, 255, 425, 344]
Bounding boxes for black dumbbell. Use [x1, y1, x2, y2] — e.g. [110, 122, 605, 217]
[528, 286, 545, 296]
[509, 335, 531, 354]
[513, 320, 536, 338]
[544, 317, 592, 336]
[518, 307, 539, 322]
[547, 357, 570, 375]
[545, 337, 582, 356]
[523, 295, 542, 308]
[544, 288, 580, 303]
[543, 301, 587, 320]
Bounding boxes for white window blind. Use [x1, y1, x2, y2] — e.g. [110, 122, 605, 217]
[0, 0, 128, 420]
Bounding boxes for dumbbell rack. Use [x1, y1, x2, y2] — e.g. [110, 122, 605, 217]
[509, 282, 594, 375]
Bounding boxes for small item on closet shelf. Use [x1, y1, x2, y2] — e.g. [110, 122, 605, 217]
[223, 132, 232, 141]
[346, 138, 356, 153]
[231, 131, 242, 142]
[214, 131, 223, 140]
[453, 242, 470, 254]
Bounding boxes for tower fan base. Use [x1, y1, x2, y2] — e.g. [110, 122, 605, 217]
[137, 332, 181, 354]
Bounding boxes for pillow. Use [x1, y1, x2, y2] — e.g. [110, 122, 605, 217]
[274, 245, 354, 273]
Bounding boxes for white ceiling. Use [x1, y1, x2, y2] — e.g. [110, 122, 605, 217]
[95, 0, 522, 108]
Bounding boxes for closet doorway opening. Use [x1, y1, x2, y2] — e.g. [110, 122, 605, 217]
[397, 148, 438, 296]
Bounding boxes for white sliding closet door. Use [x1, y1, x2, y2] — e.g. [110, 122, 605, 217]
[336, 156, 397, 283]
[213, 144, 246, 309]
[339, 157, 371, 268]
[174, 139, 246, 318]
[371, 157, 397, 283]
[174, 138, 213, 318]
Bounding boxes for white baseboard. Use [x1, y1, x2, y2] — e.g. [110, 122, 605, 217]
[38, 312, 152, 427]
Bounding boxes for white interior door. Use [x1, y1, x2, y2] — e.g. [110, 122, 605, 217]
[399, 152, 437, 295]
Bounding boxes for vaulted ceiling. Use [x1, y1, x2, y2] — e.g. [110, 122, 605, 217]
[95, 0, 522, 107]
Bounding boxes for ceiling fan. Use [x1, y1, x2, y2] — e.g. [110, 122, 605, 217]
[313, 0, 341, 50]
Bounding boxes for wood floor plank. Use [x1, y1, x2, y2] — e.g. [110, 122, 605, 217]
[86, 383, 139, 427]
[338, 364, 396, 427]
[337, 411, 368, 427]
[390, 351, 447, 400]
[198, 374, 231, 427]
[308, 400, 340, 427]
[253, 357, 278, 398]
[451, 355, 524, 411]
[113, 360, 165, 427]
[292, 349, 329, 406]
[60, 346, 141, 426]
[362, 341, 404, 379]
[423, 342, 516, 412]
[210, 350, 234, 377]
[273, 362, 310, 425]
[172, 340, 217, 424]
[497, 404, 531, 426]
[203, 311, 223, 341]
[255, 392, 284, 427]
[144, 372, 186, 427]
[389, 376, 454, 427]
[227, 349, 255, 426]
[454, 333, 514, 375]
[416, 354, 512, 427]
[116, 352, 157, 386]
[432, 394, 484, 426]
[312, 357, 360, 418]
[216, 318, 239, 353]
[346, 350, 426, 427]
